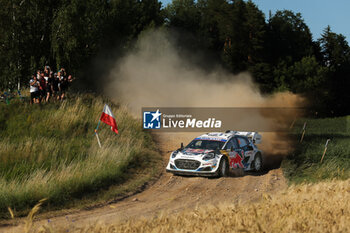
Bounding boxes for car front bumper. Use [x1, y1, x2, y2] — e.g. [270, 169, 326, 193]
[166, 168, 218, 177]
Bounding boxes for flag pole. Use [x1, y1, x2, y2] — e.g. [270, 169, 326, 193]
[300, 122, 307, 143]
[93, 105, 104, 148]
[94, 119, 102, 148]
[95, 129, 102, 148]
[95, 120, 101, 131]
[320, 139, 331, 163]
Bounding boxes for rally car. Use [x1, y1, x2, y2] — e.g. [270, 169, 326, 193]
[166, 131, 263, 177]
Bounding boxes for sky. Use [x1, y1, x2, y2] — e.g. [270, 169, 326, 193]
[160, 0, 350, 42]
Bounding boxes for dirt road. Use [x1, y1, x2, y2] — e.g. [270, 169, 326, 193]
[3, 133, 288, 232]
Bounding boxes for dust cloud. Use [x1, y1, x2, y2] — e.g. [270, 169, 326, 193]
[106, 29, 305, 156]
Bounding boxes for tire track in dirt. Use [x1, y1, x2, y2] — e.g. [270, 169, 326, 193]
[2, 133, 287, 232]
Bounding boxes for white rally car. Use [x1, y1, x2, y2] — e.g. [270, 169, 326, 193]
[166, 131, 263, 177]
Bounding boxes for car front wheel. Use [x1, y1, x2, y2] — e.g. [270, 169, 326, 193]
[217, 157, 228, 177]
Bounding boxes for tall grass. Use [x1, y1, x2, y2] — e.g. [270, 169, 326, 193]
[282, 116, 350, 183]
[0, 94, 160, 218]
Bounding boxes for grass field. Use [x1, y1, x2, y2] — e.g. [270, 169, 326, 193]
[0, 95, 162, 219]
[282, 116, 350, 184]
[29, 178, 350, 232]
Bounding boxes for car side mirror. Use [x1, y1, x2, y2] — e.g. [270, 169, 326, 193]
[180, 142, 184, 150]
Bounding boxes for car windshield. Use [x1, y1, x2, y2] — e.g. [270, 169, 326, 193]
[186, 140, 225, 150]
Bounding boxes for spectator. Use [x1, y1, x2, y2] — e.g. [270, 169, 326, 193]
[38, 72, 46, 102]
[60, 74, 68, 100]
[30, 75, 40, 104]
[45, 72, 53, 102]
[36, 70, 41, 79]
[28, 66, 75, 104]
[52, 73, 60, 100]
[61, 68, 67, 78]
[44, 66, 50, 78]
[68, 75, 74, 84]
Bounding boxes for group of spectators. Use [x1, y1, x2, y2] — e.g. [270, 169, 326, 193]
[30, 66, 74, 104]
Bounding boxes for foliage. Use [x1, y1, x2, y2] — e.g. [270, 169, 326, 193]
[0, 0, 164, 90]
[0, 0, 349, 115]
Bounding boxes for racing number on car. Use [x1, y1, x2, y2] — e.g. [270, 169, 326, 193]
[228, 151, 244, 169]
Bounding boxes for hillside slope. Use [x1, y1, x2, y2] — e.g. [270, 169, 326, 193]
[0, 95, 162, 219]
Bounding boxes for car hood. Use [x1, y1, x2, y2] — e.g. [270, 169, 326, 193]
[178, 148, 214, 157]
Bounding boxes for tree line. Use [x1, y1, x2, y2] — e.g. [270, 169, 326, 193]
[0, 0, 349, 115]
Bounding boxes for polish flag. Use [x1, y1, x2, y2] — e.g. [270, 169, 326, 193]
[100, 104, 118, 134]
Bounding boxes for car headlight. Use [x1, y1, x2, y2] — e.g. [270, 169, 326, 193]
[171, 150, 179, 158]
[203, 152, 216, 160]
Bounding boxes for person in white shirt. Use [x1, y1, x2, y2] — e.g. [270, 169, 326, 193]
[30, 75, 40, 104]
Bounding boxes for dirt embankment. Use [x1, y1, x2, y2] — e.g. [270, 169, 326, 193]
[2, 132, 287, 233]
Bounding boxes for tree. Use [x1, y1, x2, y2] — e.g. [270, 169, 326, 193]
[268, 10, 314, 65]
[318, 26, 350, 115]
[51, 0, 110, 73]
[197, 0, 230, 51]
[164, 0, 201, 33]
[319, 26, 350, 67]
[0, 0, 57, 90]
[221, 0, 266, 72]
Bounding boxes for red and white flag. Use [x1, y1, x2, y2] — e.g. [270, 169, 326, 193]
[100, 104, 118, 134]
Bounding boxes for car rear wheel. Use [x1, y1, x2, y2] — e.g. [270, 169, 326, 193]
[217, 157, 228, 177]
[252, 153, 263, 172]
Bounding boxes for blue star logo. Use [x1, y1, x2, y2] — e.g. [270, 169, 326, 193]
[143, 109, 162, 129]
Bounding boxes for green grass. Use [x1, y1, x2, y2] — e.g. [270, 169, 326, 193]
[0, 94, 162, 219]
[282, 116, 350, 184]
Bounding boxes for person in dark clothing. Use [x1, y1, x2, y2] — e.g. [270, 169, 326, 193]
[45, 72, 53, 102]
[38, 72, 46, 101]
[44, 66, 50, 78]
[59, 74, 68, 100]
[52, 73, 60, 100]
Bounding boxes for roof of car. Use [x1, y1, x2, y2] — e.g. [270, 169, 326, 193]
[194, 132, 234, 142]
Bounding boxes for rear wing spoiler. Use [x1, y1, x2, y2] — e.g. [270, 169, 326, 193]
[225, 131, 262, 144]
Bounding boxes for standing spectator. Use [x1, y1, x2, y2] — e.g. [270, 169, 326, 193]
[44, 66, 50, 78]
[30, 75, 39, 104]
[59, 73, 68, 101]
[61, 68, 67, 78]
[45, 72, 53, 102]
[36, 70, 41, 79]
[52, 73, 60, 100]
[67, 75, 75, 92]
[38, 72, 46, 102]
[67, 75, 75, 85]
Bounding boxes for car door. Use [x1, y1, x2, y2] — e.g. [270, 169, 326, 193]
[225, 138, 245, 169]
[236, 136, 254, 165]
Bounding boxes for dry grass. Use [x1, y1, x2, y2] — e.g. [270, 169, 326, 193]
[26, 178, 350, 233]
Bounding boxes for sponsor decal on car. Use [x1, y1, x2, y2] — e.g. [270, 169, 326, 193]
[228, 151, 244, 169]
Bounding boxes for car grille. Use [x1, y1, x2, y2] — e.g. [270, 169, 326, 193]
[175, 159, 201, 170]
